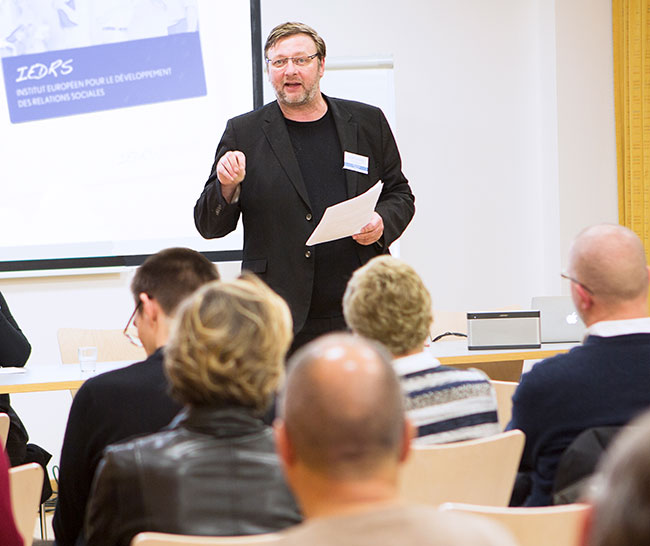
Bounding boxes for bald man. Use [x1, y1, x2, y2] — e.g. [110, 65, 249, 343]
[507, 223, 650, 506]
[274, 334, 517, 546]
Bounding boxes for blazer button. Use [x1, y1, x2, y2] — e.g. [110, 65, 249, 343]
[305, 213, 313, 221]
[305, 250, 312, 258]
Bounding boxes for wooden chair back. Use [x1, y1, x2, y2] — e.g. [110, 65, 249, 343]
[399, 429, 525, 506]
[57, 328, 146, 364]
[9, 462, 44, 546]
[440, 502, 590, 546]
[0, 412, 9, 448]
[131, 532, 283, 546]
[490, 380, 519, 430]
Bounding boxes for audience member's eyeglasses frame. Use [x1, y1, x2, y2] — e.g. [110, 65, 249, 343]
[560, 273, 594, 295]
[123, 300, 143, 347]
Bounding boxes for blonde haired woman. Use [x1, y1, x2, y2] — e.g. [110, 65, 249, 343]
[85, 274, 301, 546]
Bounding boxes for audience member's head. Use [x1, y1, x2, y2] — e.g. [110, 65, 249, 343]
[131, 247, 220, 314]
[129, 247, 219, 354]
[274, 333, 411, 516]
[343, 255, 432, 357]
[584, 410, 650, 546]
[165, 273, 293, 414]
[567, 224, 649, 325]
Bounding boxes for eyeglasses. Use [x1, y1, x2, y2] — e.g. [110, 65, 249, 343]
[560, 273, 594, 295]
[265, 53, 319, 70]
[123, 300, 143, 347]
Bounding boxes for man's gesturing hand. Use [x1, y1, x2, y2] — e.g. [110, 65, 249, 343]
[216, 151, 246, 202]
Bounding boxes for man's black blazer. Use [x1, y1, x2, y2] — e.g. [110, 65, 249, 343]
[194, 96, 415, 332]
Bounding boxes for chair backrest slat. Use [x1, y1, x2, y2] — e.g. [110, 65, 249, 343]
[399, 429, 525, 506]
[131, 532, 283, 546]
[9, 462, 44, 546]
[440, 502, 590, 546]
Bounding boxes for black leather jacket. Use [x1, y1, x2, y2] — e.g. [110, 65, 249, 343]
[84, 406, 302, 546]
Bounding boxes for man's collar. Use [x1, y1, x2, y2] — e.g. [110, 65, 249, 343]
[587, 317, 650, 337]
[393, 350, 441, 376]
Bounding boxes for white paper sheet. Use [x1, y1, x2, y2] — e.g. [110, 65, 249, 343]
[306, 181, 383, 246]
[0, 368, 26, 374]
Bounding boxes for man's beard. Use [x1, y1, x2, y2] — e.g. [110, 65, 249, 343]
[276, 81, 318, 108]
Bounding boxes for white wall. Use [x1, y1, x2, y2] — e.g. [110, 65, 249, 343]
[260, 0, 617, 307]
[555, 0, 618, 266]
[2, 0, 617, 467]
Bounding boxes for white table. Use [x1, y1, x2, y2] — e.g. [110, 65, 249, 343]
[0, 342, 578, 394]
[0, 361, 134, 394]
[427, 340, 578, 381]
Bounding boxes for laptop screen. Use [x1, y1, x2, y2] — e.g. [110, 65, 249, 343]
[531, 296, 586, 343]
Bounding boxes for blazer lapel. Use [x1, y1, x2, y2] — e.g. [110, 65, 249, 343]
[262, 104, 311, 208]
[329, 98, 359, 199]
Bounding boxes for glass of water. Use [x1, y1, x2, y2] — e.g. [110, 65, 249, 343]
[78, 346, 98, 374]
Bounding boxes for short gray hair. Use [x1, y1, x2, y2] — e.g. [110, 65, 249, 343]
[264, 22, 326, 60]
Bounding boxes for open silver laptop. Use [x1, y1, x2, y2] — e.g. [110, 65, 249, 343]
[531, 296, 586, 343]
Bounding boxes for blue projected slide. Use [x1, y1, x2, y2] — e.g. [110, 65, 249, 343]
[1, 1, 206, 123]
[0, 0, 252, 272]
[3, 33, 207, 123]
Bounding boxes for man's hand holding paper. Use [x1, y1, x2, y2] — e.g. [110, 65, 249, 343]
[352, 212, 384, 246]
[306, 181, 384, 246]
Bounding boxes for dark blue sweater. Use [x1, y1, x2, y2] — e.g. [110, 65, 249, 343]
[507, 333, 650, 506]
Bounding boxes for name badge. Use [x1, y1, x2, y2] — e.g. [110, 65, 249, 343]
[343, 151, 369, 174]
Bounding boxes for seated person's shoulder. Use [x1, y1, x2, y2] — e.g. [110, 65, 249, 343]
[99, 428, 173, 474]
[278, 505, 516, 546]
[430, 509, 518, 546]
[436, 365, 493, 388]
[517, 349, 583, 389]
[72, 367, 122, 403]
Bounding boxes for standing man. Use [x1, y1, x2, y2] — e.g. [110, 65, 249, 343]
[195, 22, 415, 350]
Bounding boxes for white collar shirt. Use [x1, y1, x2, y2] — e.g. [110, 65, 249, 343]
[587, 317, 650, 338]
[393, 350, 442, 376]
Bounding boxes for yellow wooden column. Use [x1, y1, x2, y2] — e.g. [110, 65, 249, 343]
[613, 0, 650, 262]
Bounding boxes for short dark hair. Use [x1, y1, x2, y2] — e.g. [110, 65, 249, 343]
[281, 333, 405, 478]
[264, 22, 326, 60]
[131, 248, 219, 316]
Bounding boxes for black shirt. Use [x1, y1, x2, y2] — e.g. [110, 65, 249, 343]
[285, 109, 361, 319]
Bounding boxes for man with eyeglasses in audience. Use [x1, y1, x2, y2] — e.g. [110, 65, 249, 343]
[507, 224, 650, 506]
[53, 247, 219, 546]
[84, 274, 301, 546]
[195, 21, 415, 353]
[274, 333, 516, 546]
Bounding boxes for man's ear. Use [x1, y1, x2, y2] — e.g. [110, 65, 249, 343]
[139, 293, 160, 322]
[273, 419, 296, 467]
[573, 282, 593, 312]
[399, 417, 414, 463]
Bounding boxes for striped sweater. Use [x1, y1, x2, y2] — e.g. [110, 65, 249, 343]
[394, 351, 500, 444]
